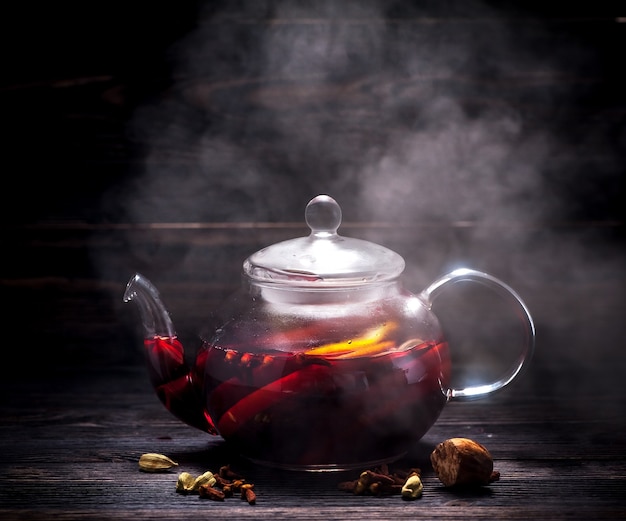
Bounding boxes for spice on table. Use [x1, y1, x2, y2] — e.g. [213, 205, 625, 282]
[354, 470, 398, 495]
[176, 472, 196, 493]
[138, 453, 178, 472]
[173, 464, 257, 505]
[401, 473, 423, 500]
[240, 483, 256, 504]
[192, 471, 217, 490]
[430, 437, 501, 487]
[198, 483, 225, 501]
[219, 464, 243, 480]
[338, 464, 421, 497]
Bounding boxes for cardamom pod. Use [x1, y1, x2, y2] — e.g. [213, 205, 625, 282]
[401, 474, 423, 499]
[176, 472, 197, 493]
[138, 453, 178, 472]
[192, 471, 216, 491]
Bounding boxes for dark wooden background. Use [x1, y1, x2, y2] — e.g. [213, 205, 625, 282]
[1, 1, 625, 519]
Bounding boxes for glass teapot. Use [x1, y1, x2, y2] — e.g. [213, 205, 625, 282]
[124, 195, 535, 471]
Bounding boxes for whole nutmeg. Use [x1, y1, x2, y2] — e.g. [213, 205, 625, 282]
[430, 438, 500, 487]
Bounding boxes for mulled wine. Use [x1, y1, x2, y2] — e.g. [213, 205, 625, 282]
[202, 336, 450, 470]
[144, 318, 450, 470]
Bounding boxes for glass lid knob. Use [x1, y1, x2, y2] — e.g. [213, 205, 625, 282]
[305, 195, 342, 237]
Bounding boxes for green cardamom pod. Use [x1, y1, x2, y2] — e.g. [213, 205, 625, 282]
[192, 471, 216, 491]
[138, 453, 178, 472]
[176, 472, 197, 493]
[401, 474, 423, 500]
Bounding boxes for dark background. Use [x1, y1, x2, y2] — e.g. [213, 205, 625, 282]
[2, 1, 624, 225]
[1, 1, 624, 376]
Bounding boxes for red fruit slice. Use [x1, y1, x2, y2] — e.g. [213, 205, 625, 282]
[216, 363, 329, 438]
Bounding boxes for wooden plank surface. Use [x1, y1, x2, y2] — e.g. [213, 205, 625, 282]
[1, 365, 625, 520]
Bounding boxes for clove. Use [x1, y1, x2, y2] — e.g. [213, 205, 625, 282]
[338, 466, 420, 497]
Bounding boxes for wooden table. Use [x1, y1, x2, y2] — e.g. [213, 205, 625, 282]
[1, 339, 626, 520]
[1, 3, 625, 519]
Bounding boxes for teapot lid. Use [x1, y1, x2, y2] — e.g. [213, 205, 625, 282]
[243, 195, 405, 286]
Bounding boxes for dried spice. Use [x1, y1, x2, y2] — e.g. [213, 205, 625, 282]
[192, 471, 217, 490]
[175, 470, 218, 494]
[173, 465, 257, 505]
[241, 485, 256, 505]
[430, 437, 500, 487]
[175, 472, 196, 493]
[401, 473, 423, 500]
[338, 464, 421, 497]
[198, 483, 226, 501]
[219, 464, 243, 480]
[138, 453, 178, 472]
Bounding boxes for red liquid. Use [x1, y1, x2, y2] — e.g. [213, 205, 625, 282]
[143, 336, 217, 434]
[145, 334, 450, 469]
[203, 340, 450, 469]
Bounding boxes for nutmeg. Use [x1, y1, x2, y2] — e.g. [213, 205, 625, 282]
[430, 438, 500, 487]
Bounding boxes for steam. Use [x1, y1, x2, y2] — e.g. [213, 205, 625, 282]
[104, 1, 624, 410]
[120, 0, 576, 225]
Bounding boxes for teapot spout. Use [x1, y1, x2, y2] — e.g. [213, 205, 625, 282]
[124, 273, 176, 340]
[123, 273, 217, 435]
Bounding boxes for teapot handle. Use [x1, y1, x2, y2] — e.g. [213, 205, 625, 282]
[420, 268, 535, 400]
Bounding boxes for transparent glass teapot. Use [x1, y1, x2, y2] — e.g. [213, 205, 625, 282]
[124, 195, 534, 471]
